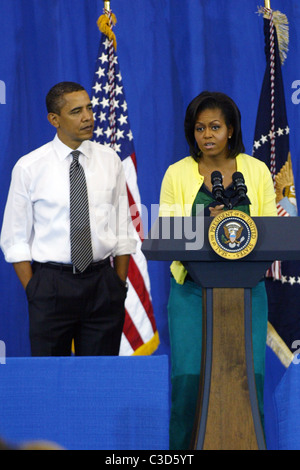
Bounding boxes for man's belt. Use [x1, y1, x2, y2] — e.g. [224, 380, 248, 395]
[33, 258, 110, 274]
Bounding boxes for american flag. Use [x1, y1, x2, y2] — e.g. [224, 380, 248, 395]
[253, 7, 300, 351]
[90, 9, 159, 355]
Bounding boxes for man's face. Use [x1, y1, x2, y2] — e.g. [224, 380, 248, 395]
[48, 90, 94, 149]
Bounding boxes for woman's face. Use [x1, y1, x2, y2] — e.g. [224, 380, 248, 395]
[194, 107, 233, 159]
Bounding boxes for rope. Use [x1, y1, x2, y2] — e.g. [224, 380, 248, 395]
[105, 8, 117, 147]
[266, 7, 276, 181]
[264, 7, 281, 280]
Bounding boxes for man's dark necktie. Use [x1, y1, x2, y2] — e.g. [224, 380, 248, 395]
[69, 150, 93, 272]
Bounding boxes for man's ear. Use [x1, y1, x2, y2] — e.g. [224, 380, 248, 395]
[47, 113, 60, 129]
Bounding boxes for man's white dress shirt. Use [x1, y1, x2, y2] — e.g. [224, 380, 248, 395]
[1, 135, 136, 263]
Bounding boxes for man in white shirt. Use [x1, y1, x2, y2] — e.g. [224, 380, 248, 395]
[0, 81, 136, 356]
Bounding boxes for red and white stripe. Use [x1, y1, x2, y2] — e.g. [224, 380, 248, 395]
[277, 202, 290, 217]
[120, 154, 157, 355]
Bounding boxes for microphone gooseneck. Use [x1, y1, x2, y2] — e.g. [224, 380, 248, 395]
[232, 171, 247, 202]
[211, 171, 225, 204]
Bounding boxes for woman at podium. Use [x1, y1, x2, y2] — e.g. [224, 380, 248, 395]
[159, 91, 277, 450]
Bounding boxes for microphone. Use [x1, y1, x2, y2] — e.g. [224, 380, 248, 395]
[232, 172, 247, 201]
[211, 171, 225, 204]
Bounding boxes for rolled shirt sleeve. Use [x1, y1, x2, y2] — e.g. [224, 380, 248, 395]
[1, 163, 33, 262]
[0, 137, 137, 264]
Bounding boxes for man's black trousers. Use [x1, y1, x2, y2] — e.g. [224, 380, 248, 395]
[25, 260, 127, 356]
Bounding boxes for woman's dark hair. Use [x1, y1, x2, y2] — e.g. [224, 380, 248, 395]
[46, 81, 85, 114]
[184, 91, 245, 161]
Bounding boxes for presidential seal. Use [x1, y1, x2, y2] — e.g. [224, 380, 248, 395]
[208, 210, 258, 259]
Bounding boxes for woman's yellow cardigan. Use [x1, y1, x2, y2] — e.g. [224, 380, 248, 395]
[159, 153, 277, 284]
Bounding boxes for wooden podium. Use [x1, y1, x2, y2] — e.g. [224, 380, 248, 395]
[142, 216, 300, 450]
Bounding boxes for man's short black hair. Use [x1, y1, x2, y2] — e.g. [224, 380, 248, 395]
[46, 82, 85, 114]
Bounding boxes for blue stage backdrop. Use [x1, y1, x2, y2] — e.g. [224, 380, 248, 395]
[0, 356, 170, 450]
[1, 0, 300, 360]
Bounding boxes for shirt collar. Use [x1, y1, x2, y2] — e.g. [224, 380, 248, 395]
[53, 134, 90, 161]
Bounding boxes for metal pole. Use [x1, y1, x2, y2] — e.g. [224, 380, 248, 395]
[265, 0, 271, 8]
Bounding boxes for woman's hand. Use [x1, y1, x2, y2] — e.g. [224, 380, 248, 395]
[208, 204, 224, 217]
